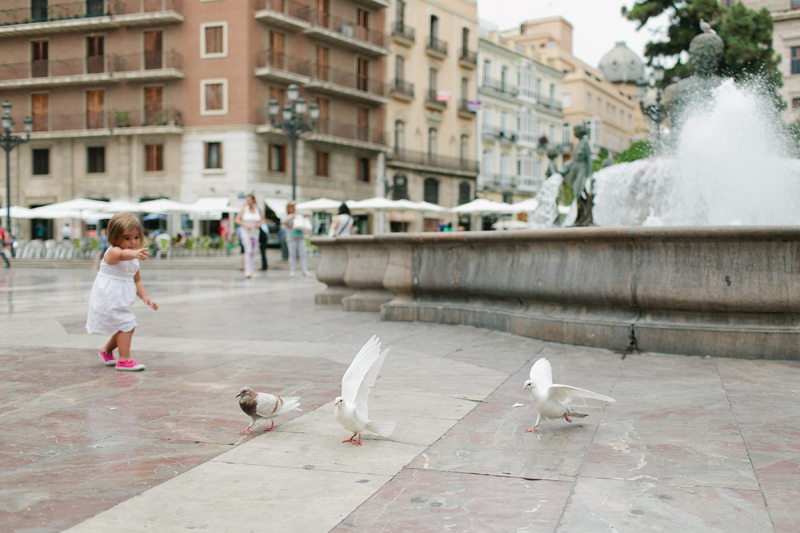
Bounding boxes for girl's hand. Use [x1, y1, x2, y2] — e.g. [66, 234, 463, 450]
[135, 248, 150, 262]
[143, 297, 158, 310]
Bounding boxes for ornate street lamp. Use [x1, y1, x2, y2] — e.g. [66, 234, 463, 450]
[1, 101, 32, 235]
[268, 84, 319, 201]
[636, 67, 667, 145]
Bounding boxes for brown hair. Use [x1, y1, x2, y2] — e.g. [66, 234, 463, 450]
[286, 201, 296, 214]
[106, 212, 144, 247]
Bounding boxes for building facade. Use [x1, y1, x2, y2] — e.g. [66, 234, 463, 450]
[0, 0, 389, 238]
[384, 0, 479, 231]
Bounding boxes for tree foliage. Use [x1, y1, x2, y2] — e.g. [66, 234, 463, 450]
[615, 140, 653, 163]
[622, 0, 782, 106]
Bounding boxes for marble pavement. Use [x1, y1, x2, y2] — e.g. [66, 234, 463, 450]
[0, 267, 797, 532]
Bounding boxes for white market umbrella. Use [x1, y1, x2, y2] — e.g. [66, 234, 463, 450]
[512, 198, 540, 212]
[137, 199, 203, 214]
[28, 208, 106, 221]
[33, 198, 110, 211]
[296, 197, 343, 211]
[451, 198, 520, 214]
[98, 201, 148, 213]
[6, 206, 37, 219]
[348, 197, 402, 211]
[413, 201, 447, 212]
[493, 219, 529, 230]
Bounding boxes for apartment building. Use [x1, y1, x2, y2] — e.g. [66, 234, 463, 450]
[736, 0, 800, 121]
[384, 0, 479, 231]
[0, 0, 388, 237]
[477, 24, 564, 205]
[501, 17, 638, 161]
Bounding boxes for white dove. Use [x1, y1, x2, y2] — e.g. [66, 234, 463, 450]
[699, 19, 716, 35]
[522, 358, 615, 433]
[334, 335, 395, 446]
[236, 386, 301, 433]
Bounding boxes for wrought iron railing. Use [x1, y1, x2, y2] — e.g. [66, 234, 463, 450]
[28, 107, 183, 132]
[388, 148, 479, 173]
[254, 0, 311, 22]
[309, 65, 386, 98]
[392, 21, 414, 42]
[459, 48, 477, 65]
[481, 77, 518, 96]
[390, 79, 414, 98]
[0, 51, 182, 82]
[255, 49, 310, 76]
[426, 89, 447, 107]
[0, 0, 183, 26]
[307, 9, 386, 48]
[426, 36, 448, 55]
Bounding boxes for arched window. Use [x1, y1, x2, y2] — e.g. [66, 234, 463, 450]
[393, 173, 409, 200]
[424, 177, 439, 205]
[394, 120, 404, 154]
[458, 181, 471, 205]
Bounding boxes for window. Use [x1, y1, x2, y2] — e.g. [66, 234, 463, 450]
[462, 27, 469, 51]
[430, 15, 439, 40]
[461, 77, 468, 100]
[316, 46, 329, 80]
[483, 106, 492, 132]
[395, 56, 405, 82]
[793, 47, 800, 75]
[357, 157, 370, 182]
[357, 8, 369, 41]
[483, 60, 491, 86]
[563, 91, 571, 108]
[357, 58, 369, 91]
[269, 144, 286, 172]
[586, 92, 591, 108]
[460, 134, 468, 161]
[145, 144, 163, 172]
[315, 151, 329, 177]
[144, 31, 163, 70]
[396, 0, 405, 28]
[201, 79, 227, 115]
[423, 178, 439, 204]
[87, 146, 105, 173]
[793, 98, 800, 109]
[31, 93, 48, 132]
[549, 83, 555, 106]
[458, 182, 471, 205]
[202, 23, 227, 58]
[86, 90, 104, 129]
[144, 86, 163, 125]
[31, 40, 48, 78]
[86, 36, 104, 74]
[501, 111, 509, 132]
[482, 149, 492, 175]
[205, 142, 222, 169]
[394, 120, 404, 153]
[392, 174, 408, 200]
[501, 66, 508, 92]
[791, 0, 799, 7]
[269, 31, 284, 68]
[429, 68, 437, 92]
[427, 128, 437, 156]
[32, 148, 49, 175]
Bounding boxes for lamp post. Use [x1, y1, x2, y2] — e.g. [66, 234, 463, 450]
[267, 84, 319, 201]
[636, 67, 667, 145]
[1, 100, 32, 235]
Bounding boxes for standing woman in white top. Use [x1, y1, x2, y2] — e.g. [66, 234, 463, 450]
[328, 203, 354, 237]
[235, 194, 266, 278]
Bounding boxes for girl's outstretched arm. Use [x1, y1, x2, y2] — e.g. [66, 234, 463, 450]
[105, 246, 149, 265]
[133, 271, 158, 310]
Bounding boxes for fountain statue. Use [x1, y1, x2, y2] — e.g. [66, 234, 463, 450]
[562, 122, 594, 226]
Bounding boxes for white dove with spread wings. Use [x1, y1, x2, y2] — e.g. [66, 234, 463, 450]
[334, 335, 395, 446]
[523, 358, 615, 433]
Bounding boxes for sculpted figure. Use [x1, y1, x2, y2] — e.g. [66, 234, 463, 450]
[564, 122, 594, 226]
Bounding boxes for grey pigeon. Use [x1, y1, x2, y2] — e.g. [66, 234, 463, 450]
[236, 386, 301, 433]
[334, 335, 395, 446]
[523, 358, 615, 432]
[699, 19, 716, 35]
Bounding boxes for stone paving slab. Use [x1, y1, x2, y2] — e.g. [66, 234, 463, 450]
[1, 267, 800, 533]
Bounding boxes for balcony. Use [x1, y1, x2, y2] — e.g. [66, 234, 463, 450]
[536, 93, 563, 112]
[458, 48, 477, 69]
[516, 175, 541, 192]
[391, 22, 414, 46]
[425, 36, 448, 59]
[254, 0, 310, 31]
[425, 89, 447, 111]
[480, 77, 518, 98]
[457, 98, 476, 119]
[389, 79, 414, 101]
[303, 10, 388, 57]
[387, 148, 479, 175]
[255, 50, 310, 84]
[484, 174, 516, 190]
[28, 107, 183, 139]
[305, 65, 388, 105]
[351, 0, 389, 9]
[0, 0, 185, 38]
[306, 119, 387, 151]
[482, 127, 517, 143]
[0, 51, 183, 88]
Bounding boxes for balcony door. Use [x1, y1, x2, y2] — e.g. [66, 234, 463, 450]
[31, 0, 47, 22]
[269, 32, 285, 69]
[144, 0, 162, 12]
[356, 9, 369, 42]
[144, 31, 163, 70]
[87, 36, 104, 74]
[87, 0, 104, 17]
[316, 46, 329, 80]
[144, 86, 163, 125]
[86, 90, 105, 129]
[357, 108, 369, 142]
[31, 94, 49, 132]
[316, 0, 330, 27]
[357, 58, 369, 92]
[316, 98, 329, 134]
[31, 40, 48, 78]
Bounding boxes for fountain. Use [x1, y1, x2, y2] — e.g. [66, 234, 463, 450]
[312, 28, 800, 360]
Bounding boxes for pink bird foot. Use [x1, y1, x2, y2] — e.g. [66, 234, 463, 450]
[238, 427, 252, 434]
[564, 413, 573, 423]
[342, 434, 356, 443]
[525, 426, 538, 433]
[351, 435, 362, 446]
[263, 420, 275, 432]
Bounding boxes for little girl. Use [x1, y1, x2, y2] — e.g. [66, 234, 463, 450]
[86, 212, 158, 371]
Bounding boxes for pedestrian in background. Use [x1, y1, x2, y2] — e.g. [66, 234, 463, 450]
[328, 203, 353, 237]
[282, 201, 311, 278]
[258, 222, 269, 271]
[86, 213, 158, 372]
[235, 194, 265, 279]
[0, 227, 11, 268]
[92, 229, 108, 270]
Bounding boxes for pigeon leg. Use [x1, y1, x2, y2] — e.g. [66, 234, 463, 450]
[342, 433, 357, 443]
[564, 412, 573, 423]
[263, 419, 275, 432]
[238, 426, 252, 434]
[526, 412, 542, 433]
[353, 434, 362, 446]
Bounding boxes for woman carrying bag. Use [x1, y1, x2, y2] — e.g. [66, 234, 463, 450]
[328, 203, 354, 237]
[282, 201, 311, 278]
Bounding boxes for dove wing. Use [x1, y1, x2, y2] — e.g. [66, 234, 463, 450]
[530, 358, 553, 390]
[341, 335, 382, 405]
[352, 347, 390, 424]
[254, 392, 280, 417]
[548, 384, 615, 406]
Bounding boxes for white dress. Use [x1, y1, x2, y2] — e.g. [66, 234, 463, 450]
[86, 253, 140, 334]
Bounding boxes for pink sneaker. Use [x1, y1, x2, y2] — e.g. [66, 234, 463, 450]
[116, 359, 145, 372]
[99, 350, 116, 366]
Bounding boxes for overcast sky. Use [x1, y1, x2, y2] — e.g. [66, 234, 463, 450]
[478, 0, 669, 69]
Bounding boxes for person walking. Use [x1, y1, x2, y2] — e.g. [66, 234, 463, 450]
[60, 223, 72, 241]
[328, 203, 354, 237]
[0, 227, 12, 268]
[258, 222, 269, 271]
[92, 229, 108, 270]
[282, 201, 311, 278]
[86, 212, 158, 372]
[235, 194, 266, 279]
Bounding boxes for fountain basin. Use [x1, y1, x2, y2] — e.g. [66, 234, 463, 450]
[313, 227, 800, 360]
